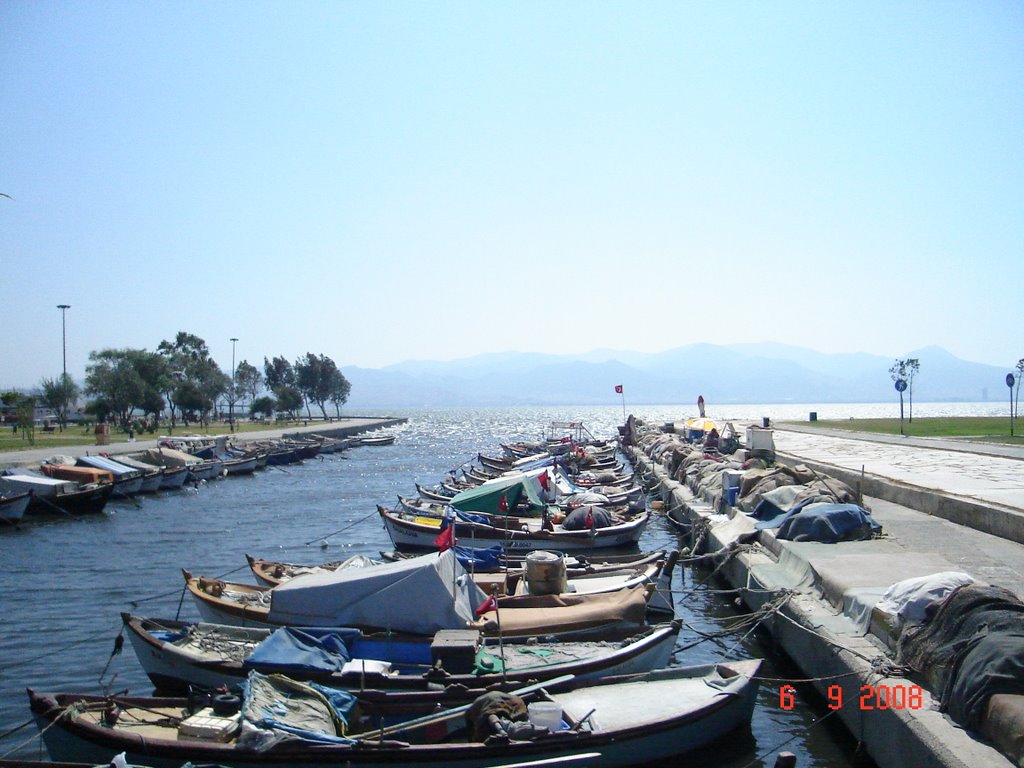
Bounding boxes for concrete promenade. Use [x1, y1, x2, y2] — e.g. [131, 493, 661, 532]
[0, 416, 405, 470]
[629, 424, 1024, 768]
[770, 423, 1024, 545]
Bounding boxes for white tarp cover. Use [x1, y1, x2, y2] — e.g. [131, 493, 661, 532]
[267, 550, 487, 634]
[875, 571, 976, 623]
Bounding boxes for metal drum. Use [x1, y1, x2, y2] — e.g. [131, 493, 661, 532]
[524, 550, 567, 595]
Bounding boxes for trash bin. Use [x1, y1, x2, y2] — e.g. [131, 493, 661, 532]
[809, 412, 818, 422]
[94, 423, 111, 446]
[761, 417, 770, 428]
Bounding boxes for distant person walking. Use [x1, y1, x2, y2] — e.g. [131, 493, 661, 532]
[698, 395, 706, 418]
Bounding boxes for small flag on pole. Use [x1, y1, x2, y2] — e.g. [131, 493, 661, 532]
[614, 384, 623, 394]
[475, 594, 498, 616]
[434, 509, 456, 551]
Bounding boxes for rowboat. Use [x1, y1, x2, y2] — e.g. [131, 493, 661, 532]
[120, 613, 681, 694]
[29, 659, 762, 768]
[244, 551, 676, 616]
[1, 469, 114, 515]
[75, 455, 146, 495]
[0, 491, 31, 523]
[378, 505, 649, 552]
[183, 553, 653, 639]
[353, 433, 397, 446]
[246, 549, 674, 586]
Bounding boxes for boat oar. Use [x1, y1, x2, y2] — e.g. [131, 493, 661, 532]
[485, 753, 603, 768]
[368, 674, 575, 739]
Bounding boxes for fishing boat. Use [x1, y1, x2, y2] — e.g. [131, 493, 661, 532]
[246, 549, 674, 586]
[29, 660, 762, 768]
[75, 455, 147, 495]
[103, 455, 167, 493]
[0, 491, 31, 523]
[353, 433, 397, 446]
[378, 505, 649, 552]
[120, 613, 681, 694]
[244, 551, 676, 616]
[0, 470, 114, 516]
[183, 551, 652, 639]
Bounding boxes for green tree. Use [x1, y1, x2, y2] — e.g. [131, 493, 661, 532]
[234, 360, 262, 410]
[16, 394, 37, 444]
[40, 374, 80, 431]
[158, 332, 228, 428]
[274, 386, 303, 419]
[295, 353, 346, 420]
[251, 395, 276, 419]
[889, 358, 921, 426]
[85, 348, 170, 431]
[85, 349, 148, 427]
[263, 356, 296, 392]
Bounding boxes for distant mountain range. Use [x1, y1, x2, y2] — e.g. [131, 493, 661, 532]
[341, 344, 1016, 408]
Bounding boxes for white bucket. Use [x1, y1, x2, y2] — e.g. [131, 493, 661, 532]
[527, 701, 562, 731]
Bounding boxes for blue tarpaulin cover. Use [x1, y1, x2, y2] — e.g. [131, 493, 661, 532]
[453, 544, 503, 570]
[243, 627, 359, 673]
[754, 502, 881, 542]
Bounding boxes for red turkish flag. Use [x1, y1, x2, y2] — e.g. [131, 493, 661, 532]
[434, 525, 455, 552]
[498, 494, 508, 513]
[475, 594, 498, 616]
[614, 384, 623, 394]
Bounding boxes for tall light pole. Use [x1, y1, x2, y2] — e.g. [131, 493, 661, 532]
[57, 304, 71, 378]
[230, 337, 238, 432]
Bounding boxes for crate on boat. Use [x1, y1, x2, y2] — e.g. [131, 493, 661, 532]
[431, 629, 480, 674]
[178, 708, 240, 742]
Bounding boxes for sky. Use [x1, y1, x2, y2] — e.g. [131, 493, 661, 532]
[2, 2, 1022, 388]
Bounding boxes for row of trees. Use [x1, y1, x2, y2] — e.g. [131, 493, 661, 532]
[22, 331, 351, 434]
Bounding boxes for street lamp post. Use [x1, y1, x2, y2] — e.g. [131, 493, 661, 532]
[57, 305, 70, 378]
[230, 337, 238, 432]
[56, 304, 71, 431]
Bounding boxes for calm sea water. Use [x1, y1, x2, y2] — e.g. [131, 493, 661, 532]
[0, 403, 996, 764]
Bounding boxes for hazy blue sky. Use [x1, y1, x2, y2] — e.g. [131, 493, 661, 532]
[3, 2, 1022, 388]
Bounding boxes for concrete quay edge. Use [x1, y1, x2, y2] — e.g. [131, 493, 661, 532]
[772, 451, 1024, 546]
[626, 445, 1016, 768]
[0, 416, 407, 470]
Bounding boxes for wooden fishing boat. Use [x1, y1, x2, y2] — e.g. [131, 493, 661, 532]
[120, 613, 681, 694]
[183, 568, 653, 639]
[378, 505, 649, 552]
[28, 660, 762, 768]
[0, 491, 31, 523]
[245, 550, 676, 617]
[353, 433, 397, 446]
[2, 470, 114, 516]
[76, 455, 147, 495]
[247, 549, 673, 586]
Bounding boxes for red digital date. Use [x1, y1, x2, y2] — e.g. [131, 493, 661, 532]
[779, 684, 924, 711]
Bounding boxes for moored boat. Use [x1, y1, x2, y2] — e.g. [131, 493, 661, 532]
[378, 504, 649, 552]
[0, 491, 31, 523]
[120, 612, 681, 694]
[184, 550, 652, 639]
[28, 659, 762, 768]
[3, 468, 114, 515]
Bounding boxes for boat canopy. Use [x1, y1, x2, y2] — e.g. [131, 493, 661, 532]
[76, 455, 140, 478]
[0, 471, 77, 496]
[449, 472, 548, 515]
[268, 550, 487, 635]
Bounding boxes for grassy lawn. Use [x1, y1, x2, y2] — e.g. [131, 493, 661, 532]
[790, 416, 1023, 445]
[0, 419, 317, 453]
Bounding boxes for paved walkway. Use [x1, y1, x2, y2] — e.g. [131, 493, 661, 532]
[769, 424, 1024, 513]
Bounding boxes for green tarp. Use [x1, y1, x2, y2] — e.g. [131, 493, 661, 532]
[449, 473, 545, 516]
